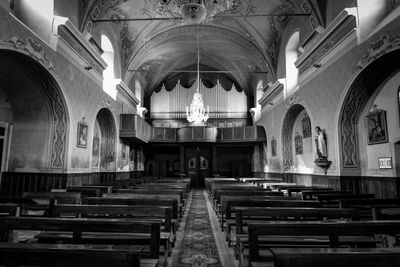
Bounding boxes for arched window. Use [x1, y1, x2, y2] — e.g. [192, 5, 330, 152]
[285, 31, 300, 96]
[101, 35, 117, 99]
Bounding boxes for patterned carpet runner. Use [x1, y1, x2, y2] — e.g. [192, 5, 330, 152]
[177, 190, 222, 267]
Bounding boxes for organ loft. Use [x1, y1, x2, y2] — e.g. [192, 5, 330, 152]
[0, 0, 400, 266]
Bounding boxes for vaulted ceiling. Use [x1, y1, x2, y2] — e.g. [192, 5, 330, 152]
[80, 0, 323, 96]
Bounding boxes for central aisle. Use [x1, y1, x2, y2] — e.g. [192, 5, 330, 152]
[176, 189, 223, 267]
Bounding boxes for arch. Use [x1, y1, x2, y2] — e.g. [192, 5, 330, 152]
[282, 104, 306, 171]
[94, 108, 117, 172]
[285, 31, 300, 96]
[338, 48, 400, 172]
[0, 49, 68, 170]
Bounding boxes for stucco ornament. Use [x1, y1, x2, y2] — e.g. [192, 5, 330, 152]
[355, 33, 400, 72]
[5, 37, 54, 71]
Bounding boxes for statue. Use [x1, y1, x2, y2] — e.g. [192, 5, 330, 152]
[314, 126, 331, 174]
[315, 126, 327, 158]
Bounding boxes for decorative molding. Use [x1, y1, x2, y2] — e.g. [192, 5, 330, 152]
[286, 96, 300, 107]
[101, 99, 113, 109]
[339, 45, 400, 170]
[23, 58, 68, 169]
[57, 20, 107, 76]
[116, 80, 140, 106]
[5, 37, 54, 71]
[355, 33, 400, 72]
[295, 8, 358, 75]
[258, 81, 284, 107]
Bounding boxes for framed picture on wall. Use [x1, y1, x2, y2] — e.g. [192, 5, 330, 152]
[378, 157, 392, 169]
[366, 110, 388, 145]
[77, 121, 88, 148]
[295, 133, 303, 155]
[271, 138, 277, 157]
[302, 116, 311, 138]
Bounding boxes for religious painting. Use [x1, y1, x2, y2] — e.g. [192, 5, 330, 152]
[302, 116, 311, 138]
[366, 110, 388, 145]
[92, 134, 99, 156]
[295, 133, 303, 155]
[271, 137, 277, 157]
[77, 122, 88, 148]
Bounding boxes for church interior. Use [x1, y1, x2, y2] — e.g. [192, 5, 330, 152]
[0, 0, 400, 266]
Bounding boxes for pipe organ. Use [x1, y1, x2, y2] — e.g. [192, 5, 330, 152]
[150, 79, 248, 120]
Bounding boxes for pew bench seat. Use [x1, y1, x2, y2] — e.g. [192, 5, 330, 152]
[258, 247, 400, 267]
[0, 243, 161, 267]
[35, 231, 172, 266]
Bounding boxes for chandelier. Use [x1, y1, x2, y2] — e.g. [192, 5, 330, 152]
[186, 33, 209, 125]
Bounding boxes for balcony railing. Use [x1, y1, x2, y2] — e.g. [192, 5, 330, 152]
[120, 114, 152, 143]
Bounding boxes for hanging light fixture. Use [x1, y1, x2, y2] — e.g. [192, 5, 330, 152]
[186, 33, 209, 125]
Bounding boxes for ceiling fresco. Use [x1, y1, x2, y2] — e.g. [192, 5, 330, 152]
[80, 0, 323, 96]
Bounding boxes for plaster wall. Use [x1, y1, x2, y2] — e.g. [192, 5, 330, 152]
[0, 6, 127, 173]
[0, 86, 12, 122]
[54, 0, 80, 28]
[358, 71, 400, 176]
[257, 7, 400, 177]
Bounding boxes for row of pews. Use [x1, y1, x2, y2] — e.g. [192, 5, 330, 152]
[206, 177, 400, 267]
[0, 176, 191, 267]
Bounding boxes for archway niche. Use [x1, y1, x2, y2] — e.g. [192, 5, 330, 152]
[339, 49, 400, 174]
[94, 108, 116, 172]
[282, 104, 312, 171]
[0, 50, 68, 172]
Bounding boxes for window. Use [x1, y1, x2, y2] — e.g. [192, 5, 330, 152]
[101, 35, 117, 99]
[285, 31, 300, 96]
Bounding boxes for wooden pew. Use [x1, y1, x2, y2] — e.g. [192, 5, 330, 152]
[67, 187, 101, 197]
[20, 192, 82, 216]
[103, 193, 182, 218]
[241, 220, 400, 267]
[270, 247, 400, 267]
[302, 190, 353, 200]
[83, 197, 180, 227]
[212, 189, 284, 207]
[283, 187, 333, 197]
[228, 207, 359, 247]
[116, 188, 187, 205]
[220, 197, 320, 229]
[0, 204, 19, 216]
[0, 216, 161, 261]
[340, 198, 400, 220]
[0, 243, 146, 267]
[317, 193, 375, 207]
[49, 204, 173, 232]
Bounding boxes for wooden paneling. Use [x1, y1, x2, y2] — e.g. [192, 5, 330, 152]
[0, 172, 131, 196]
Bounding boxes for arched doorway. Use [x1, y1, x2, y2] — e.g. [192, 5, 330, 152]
[93, 108, 116, 175]
[0, 50, 68, 195]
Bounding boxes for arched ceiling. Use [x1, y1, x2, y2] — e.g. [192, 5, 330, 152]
[80, 0, 323, 96]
